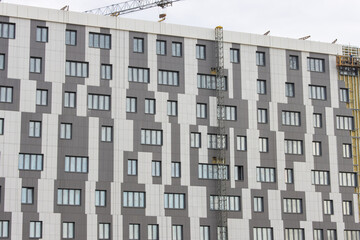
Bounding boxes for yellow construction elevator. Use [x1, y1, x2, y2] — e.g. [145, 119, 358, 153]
[337, 46, 360, 216]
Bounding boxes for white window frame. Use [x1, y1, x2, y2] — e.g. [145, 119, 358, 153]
[29, 121, 41, 138]
[327, 230, 336, 240]
[314, 229, 324, 240]
[343, 201, 352, 215]
[197, 74, 226, 90]
[129, 224, 140, 240]
[200, 226, 210, 240]
[64, 156, 88, 173]
[344, 230, 360, 240]
[123, 191, 145, 208]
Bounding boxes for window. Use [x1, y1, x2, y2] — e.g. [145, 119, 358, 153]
[133, 38, 144, 53]
[88, 94, 110, 110]
[57, 189, 81, 205]
[311, 170, 330, 185]
[128, 67, 150, 83]
[145, 99, 155, 114]
[0, 86, 12, 103]
[36, 26, 48, 42]
[64, 92, 76, 108]
[152, 161, 161, 177]
[198, 164, 228, 180]
[324, 200, 334, 215]
[254, 197, 264, 212]
[208, 134, 227, 149]
[123, 192, 145, 208]
[259, 137, 268, 153]
[62, 222, 75, 239]
[285, 169, 294, 184]
[141, 129, 162, 145]
[313, 113, 322, 128]
[21, 187, 34, 204]
[230, 48, 239, 63]
[340, 88, 350, 102]
[336, 116, 354, 130]
[285, 228, 304, 240]
[99, 223, 110, 240]
[171, 162, 181, 178]
[36, 89, 47, 106]
[167, 101, 177, 116]
[164, 193, 185, 209]
[344, 230, 360, 240]
[0, 22, 15, 39]
[200, 226, 210, 240]
[256, 167, 276, 183]
[309, 85, 326, 100]
[29, 121, 41, 137]
[257, 109, 267, 123]
[60, 123, 72, 139]
[148, 224, 159, 240]
[284, 139, 303, 155]
[126, 97, 137, 113]
[327, 230, 337, 240]
[65, 156, 88, 173]
[101, 64, 112, 80]
[172, 42, 182, 57]
[156, 40, 166, 55]
[339, 172, 357, 187]
[29, 221, 42, 238]
[101, 126, 112, 142]
[313, 141, 322, 156]
[0, 118, 3, 135]
[30, 57, 42, 73]
[285, 83, 295, 97]
[217, 105, 236, 120]
[127, 159, 137, 176]
[235, 166, 244, 181]
[289, 55, 299, 70]
[18, 153, 43, 171]
[158, 70, 179, 86]
[253, 227, 273, 240]
[343, 144, 352, 158]
[256, 51, 265, 66]
[307, 58, 325, 72]
[129, 224, 140, 240]
[65, 61, 88, 77]
[172, 225, 183, 240]
[283, 198, 302, 213]
[89, 32, 111, 49]
[218, 227, 227, 240]
[95, 190, 106, 207]
[197, 74, 226, 90]
[282, 111, 300, 126]
[65, 30, 76, 45]
[237, 136, 246, 151]
[190, 132, 201, 148]
[197, 103, 207, 118]
[0, 221, 9, 238]
[196, 45, 206, 59]
[210, 195, 240, 211]
[314, 229, 324, 240]
[0, 54, 4, 70]
[257, 80, 266, 94]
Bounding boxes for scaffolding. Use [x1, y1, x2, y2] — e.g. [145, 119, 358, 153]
[337, 46, 360, 218]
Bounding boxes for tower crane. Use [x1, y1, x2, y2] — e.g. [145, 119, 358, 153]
[85, 0, 181, 17]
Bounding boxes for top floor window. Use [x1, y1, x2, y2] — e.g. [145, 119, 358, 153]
[230, 48, 239, 63]
[172, 42, 182, 57]
[156, 40, 166, 55]
[36, 26, 48, 42]
[256, 51, 265, 66]
[0, 22, 15, 39]
[289, 55, 299, 70]
[89, 32, 111, 49]
[196, 45, 206, 60]
[133, 37, 144, 53]
[65, 30, 77, 45]
[307, 57, 325, 72]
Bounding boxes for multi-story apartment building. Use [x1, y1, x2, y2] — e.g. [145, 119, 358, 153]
[0, 2, 359, 240]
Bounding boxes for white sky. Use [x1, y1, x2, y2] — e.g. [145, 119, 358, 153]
[2, 0, 360, 46]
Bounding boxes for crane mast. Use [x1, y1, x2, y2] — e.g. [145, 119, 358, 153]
[85, 0, 181, 16]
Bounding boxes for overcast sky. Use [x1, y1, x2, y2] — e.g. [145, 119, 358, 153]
[3, 0, 360, 46]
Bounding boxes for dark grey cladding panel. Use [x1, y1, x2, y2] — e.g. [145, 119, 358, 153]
[87, 85, 112, 119]
[62, 83, 77, 116]
[163, 185, 188, 218]
[123, 151, 139, 184]
[0, 78, 20, 111]
[312, 135, 330, 171]
[277, 103, 307, 134]
[20, 112, 42, 153]
[199, 216, 218, 238]
[251, 189, 270, 221]
[197, 39, 216, 77]
[122, 215, 157, 240]
[0, 178, 6, 212]
[195, 95, 210, 126]
[283, 131, 305, 163]
[0, 17, 9, 81]
[21, 178, 38, 213]
[231, 43, 242, 99]
[171, 124, 181, 161]
[66, 24, 86, 62]
[313, 106, 327, 136]
[53, 180, 86, 213]
[126, 87, 155, 122]
[98, 117, 114, 183]
[61, 214, 87, 239]
[286, 50, 304, 105]
[129, 32, 148, 68]
[22, 213, 40, 239]
[95, 181, 112, 215]
[121, 183, 146, 217]
[256, 101, 270, 131]
[280, 191, 306, 221]
[257, 47, 271, 102]
[35, 81, 52, 114]
[157, 35, 185, 94]
[258, 130, 277, 162]
[29, 20, 46, 82]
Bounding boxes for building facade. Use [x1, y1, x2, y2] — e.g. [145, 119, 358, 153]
[0, 3, 359, 240]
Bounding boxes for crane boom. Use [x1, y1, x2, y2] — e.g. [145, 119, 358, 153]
[85, 0, 181, 16]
